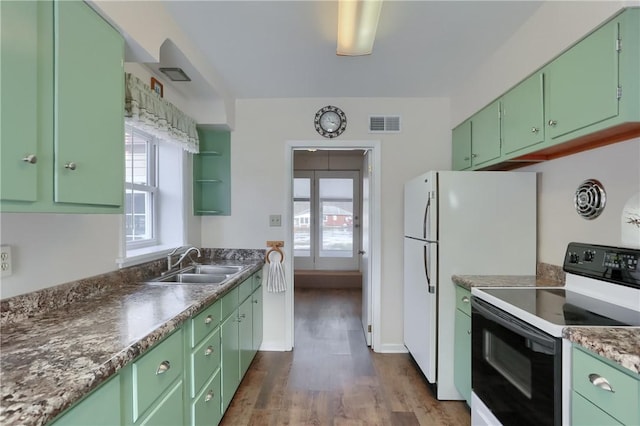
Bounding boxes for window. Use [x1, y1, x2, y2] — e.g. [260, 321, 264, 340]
[124, 126, 158, 248]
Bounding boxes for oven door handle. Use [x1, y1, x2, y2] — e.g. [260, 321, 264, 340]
[472, 298, 557, 351]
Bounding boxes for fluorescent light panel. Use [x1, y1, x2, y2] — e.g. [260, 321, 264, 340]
[337, 0, 383, 56]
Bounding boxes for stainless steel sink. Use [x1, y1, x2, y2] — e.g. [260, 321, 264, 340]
[190, 265, 244, 275]
[155, 273, 228, 284]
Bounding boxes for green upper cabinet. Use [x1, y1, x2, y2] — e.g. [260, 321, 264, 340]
[452, 120, 472, 171]
[544, 17, 619, 141]
[1, 0, 124, 213]
[0, 1, 39, 202]
[193, 128, 231, 216]
[470, 100, 501, 167]
[54, 1, 124, 207]
[501, 72, 545, 155]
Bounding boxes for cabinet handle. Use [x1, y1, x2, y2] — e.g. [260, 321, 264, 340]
[22, 154, 37, 164]
[467, 330, 471, 335]
[205, 390, 214, 402]
[239, 313, 246, 319]
[588, 374, 614, 393]
[205, 346, 214, 356]
[531, 127, 539, 133]
[463, 157, 470, 161]
[547, 120, 557, 127]
[204, 315, 213, 325]
[64, 162, 77, 171]
[155, 360, 171, 375]
[461, 296, 470, 304]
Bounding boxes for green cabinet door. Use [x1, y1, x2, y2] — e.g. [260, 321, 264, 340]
[545, 17, 619, 140]
[54, 1, 124, 206]
[452, 120, 472, 170]
[220, 311, 240, 411]
[471, 100, 501, 166]
[252, 286, 263, 353]
[502, 72, 545, 155]
[194, 129, 231, 215]
[239, 296, 253, 377]
[0, 1, 39, 202]
[453, 308, 471, 405]
[51, 375, 122, 426]
[138, 381, 184, 426]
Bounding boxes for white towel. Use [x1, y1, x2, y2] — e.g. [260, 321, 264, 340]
[266, 256, 287, 293]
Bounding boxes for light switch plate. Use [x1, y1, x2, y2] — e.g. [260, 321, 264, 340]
[1, 245, 12, 278]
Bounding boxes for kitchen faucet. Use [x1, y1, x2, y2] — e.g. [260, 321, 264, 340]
[167, 246, 201, 272]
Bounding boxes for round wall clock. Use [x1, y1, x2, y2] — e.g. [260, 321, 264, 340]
[314, 106, 347, 138]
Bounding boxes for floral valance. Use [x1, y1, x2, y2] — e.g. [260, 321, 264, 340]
[124, 73, 199, 153]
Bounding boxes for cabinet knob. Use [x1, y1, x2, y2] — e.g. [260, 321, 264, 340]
[531, 127, 539, 133]
[204, 315, 213, 324]
[64, 162, 77, 171]
[155, 360, 171, 375]
[471, 154, 478, 158]
[205, 346, 214, 356]
[205, 390, 214, 402]
[22, 154, 37, 164]
[462, 296, 470, 303]
[253, 299, 259, 304]
[588, 373, 614, 393]
[467, 330, 471, 335]
[547, 120, 557, 127]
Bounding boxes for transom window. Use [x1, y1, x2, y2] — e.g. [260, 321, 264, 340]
[124, 126, 158, 248]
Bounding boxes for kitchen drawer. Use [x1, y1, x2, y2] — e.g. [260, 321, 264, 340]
[191, 369, 222, 426]
[132, 329, 184, 421]
[238, 277, 253, 303]
[191, 300, 221, 348]
[572, 390, 622, 426]
[221, 287, 238, 320]
[572, 346, 639, 426]
[455, 285, 471, 316]
[191, 327, 221, 398]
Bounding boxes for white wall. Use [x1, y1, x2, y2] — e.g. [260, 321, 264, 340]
[200, 97, 451, 350]
[450, 1, 640, 265]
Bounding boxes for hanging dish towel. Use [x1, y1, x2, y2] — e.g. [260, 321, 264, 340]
[266, 252, 287, 293]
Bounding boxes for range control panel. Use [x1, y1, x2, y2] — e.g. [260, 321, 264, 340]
[564, 242, 639, 289]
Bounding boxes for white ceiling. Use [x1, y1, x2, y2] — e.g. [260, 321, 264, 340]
[159, 1, 543, 99]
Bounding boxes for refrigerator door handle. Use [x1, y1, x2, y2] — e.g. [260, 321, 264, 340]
[422, 198, 430, 240]
[423, 244, 434, 293]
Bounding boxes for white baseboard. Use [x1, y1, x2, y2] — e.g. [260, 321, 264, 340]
[258, 341, 292, 351]
[374, 343, 409, 353]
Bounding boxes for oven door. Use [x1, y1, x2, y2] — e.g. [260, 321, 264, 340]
[471, 297, 562, 426]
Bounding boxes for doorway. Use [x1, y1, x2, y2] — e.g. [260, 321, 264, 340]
[288, 147, 376, 348]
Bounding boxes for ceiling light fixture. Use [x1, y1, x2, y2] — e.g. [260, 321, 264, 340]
[337, 0, 383, 56]
[159, 67, 191, 82]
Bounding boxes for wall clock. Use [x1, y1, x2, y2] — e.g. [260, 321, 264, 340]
[314, 106, 347, 138]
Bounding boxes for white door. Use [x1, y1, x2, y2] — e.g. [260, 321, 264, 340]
[293, 170, 360, 271]
[361, 151, 372, 346]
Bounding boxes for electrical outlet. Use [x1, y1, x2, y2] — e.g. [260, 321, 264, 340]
[269, 215, 282, 227]
[1, 245, 12, 278]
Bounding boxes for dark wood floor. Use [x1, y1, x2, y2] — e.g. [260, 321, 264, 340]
[221, 288, 470, 425]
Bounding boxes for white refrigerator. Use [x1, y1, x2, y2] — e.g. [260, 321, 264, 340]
[403, 170, 536, 400]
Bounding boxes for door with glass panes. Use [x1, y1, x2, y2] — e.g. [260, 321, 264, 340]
[294, 170, 360, 270]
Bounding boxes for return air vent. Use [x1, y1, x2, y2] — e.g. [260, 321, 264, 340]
[369, 115, 401, 133]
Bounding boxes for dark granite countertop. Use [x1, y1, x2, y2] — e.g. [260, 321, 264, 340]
[0, 254, 264, 426]
[451, 274, 563, 291]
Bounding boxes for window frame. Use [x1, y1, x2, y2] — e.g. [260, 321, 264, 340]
[124, 126, 159, 250]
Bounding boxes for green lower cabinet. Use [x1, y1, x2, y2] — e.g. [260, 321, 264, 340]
[239, 296, 254, 377]
[252, 286, 263, 353]
[572, 390, 622, 426]
[191, 370, 222, 426]
[572, 345, 640, 425]
[453, 308, 471, 405]
[221, 309, 240, 411]
[138, 381, 184, 426]
[50, 375, 121, 426]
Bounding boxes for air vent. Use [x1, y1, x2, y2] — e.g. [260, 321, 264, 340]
[369, 115, 401, 133]
[574, 179, 606, 220]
